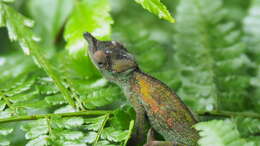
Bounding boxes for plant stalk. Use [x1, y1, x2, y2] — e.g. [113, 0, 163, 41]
[197, 110, 260, 119]
[0, 110, 113, 123]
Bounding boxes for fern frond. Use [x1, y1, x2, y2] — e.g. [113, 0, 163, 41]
[234, 117, 260, 137]
[246, 136, 260, 146]
[195, 120, 252, 146]
[243, 0, 260, 112]
[101, 127, 128, 142]
[172, 0, 252, 111]
[0, 127, 13, 146]
[16, 113, 131, 145]
[0, 1, 76, 108]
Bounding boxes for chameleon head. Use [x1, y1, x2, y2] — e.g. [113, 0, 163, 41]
[83, 32, 138, 81]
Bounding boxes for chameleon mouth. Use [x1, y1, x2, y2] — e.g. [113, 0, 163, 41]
[83, 32, 97, 53]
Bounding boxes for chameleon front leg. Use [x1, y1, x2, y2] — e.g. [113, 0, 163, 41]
[145, 129, 186, 146]
[127, 95, 149, 146]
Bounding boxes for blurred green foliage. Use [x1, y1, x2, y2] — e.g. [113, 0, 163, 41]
[0, 0, 260, 145]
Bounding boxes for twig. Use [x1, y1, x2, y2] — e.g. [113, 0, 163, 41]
[0, 110, 113, 123]
[197, 110, 260, 119]
[93, 114, 110, 146]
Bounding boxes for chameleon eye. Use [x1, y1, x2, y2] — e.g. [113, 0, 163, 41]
[93, 50, 106, 67]
[97, 61, 104, 67]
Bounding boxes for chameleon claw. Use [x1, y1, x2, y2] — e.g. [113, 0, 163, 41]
[147, 128, 156, 142]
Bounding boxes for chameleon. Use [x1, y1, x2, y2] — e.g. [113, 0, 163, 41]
[83, 32, 199, 146]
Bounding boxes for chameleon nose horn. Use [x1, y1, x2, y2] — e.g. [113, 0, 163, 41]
[83, 32, 98, 52]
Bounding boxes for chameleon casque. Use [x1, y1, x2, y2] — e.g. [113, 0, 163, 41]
[83, 32, 199, 146]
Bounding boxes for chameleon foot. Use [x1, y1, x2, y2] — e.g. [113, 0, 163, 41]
[127, 131, 145, 146]
[127, 111, 147, 146]
[144, 129, 185, 146]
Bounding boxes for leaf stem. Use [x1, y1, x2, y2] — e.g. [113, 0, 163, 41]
[197, 110, 260, 119]
[93, 114, 110, 146]
[123, 120, 134, 146]
[30, 49, 76, 108]
[0, 110, 113, 123]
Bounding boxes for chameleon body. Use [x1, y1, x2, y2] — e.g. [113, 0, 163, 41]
[83, 32, 199, 145]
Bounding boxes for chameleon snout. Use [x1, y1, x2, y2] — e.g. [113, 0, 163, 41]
[83, 32, 98, 53]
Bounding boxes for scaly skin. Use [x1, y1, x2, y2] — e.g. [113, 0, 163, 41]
[83, 32, 199, 145]
[131, 71, 199, 145]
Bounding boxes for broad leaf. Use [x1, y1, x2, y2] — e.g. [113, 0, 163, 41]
[64, 0, 113, 77]
[195, 120, 251, 146]
[135, 0, 175, 23]
[27, 0, 74, 46]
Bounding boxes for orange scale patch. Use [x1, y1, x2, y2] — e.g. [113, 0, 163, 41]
[137, 77, 165, 115]
[166, 118, 174, 128]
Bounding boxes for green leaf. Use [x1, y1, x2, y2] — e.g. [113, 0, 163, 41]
[72, 79, 122, 110]
[82, 131, 97, 144]
[36, 83, 59, 95]
[235, 117, 260, 137]
[21, 119, 48, 139]
[135, 0, 175, 23]
[59, 130, 84, 140]
[0, 127, 13, 136]
[101, 127, 128, 142]
[0, 53, 35, 82]
[27, 0, 74, 45]
[26, 135, 49, 146]
[172, 0, 252, 111]
[110, 105, 135, 130]
[0, 2, 76, 108]
[44, 94, 66, 106]
[4, 75, 36, 97]
[0, 0, 14, 3]
[54, 105, 76, 114]
[243, 0, 260, 112]
[96, 140, 115, 146]
[61, 141, 86, 146]
[21, 119, 47, 131]
[2, 4, 36, 55]
[84, 115, 106, 131]
[64, 0, 113, 51]
[55, 117, 84, 129]
[0, 109, 13, 118]
[0, 3, 5, 27]
[8, 90, 38, 103]
[83, 85, 123, 109]
[14, 99, 49, 109]
[0, 100, 6, 111]
[130, 40, 167, 73]
[64, 0, 113, 77]
[246, 136, 260, 146]
[25, 126, 49, 140]
[195, 120, 250, 146]
[0, 135, 10, 146]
